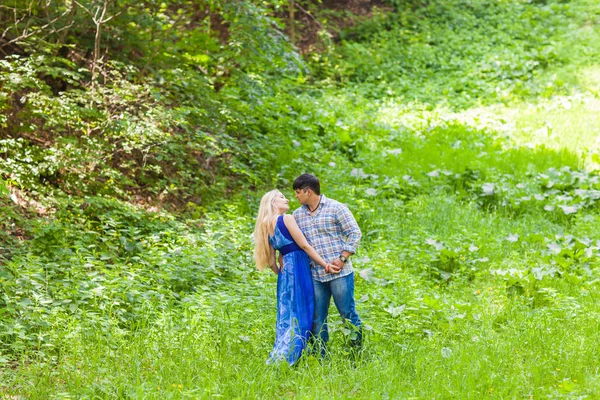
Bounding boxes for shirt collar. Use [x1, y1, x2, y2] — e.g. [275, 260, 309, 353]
[303, 194, 328, 213]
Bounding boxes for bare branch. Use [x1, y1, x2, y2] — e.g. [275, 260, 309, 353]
[57, 1, 78, 45]
[73, 0, 94, 17]
[294, 3, 325, 32]
[39, 21, 75, 44]
[91, 0, 109, 86]
[1, 12, 27, 43]
[0, 8, 72, 49]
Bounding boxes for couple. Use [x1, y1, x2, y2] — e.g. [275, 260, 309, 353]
[253, 173, 363, 365]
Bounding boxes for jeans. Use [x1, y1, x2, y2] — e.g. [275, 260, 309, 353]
[312, 272, 362, 355]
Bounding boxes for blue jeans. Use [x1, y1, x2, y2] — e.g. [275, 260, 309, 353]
[312, 272, 362, 354]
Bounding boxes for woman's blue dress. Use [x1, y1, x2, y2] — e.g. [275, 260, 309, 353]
[267, 215, 315, 365]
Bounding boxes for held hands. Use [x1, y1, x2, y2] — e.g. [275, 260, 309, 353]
[324, 262, 342, 274]
[332, 258, 344, 268]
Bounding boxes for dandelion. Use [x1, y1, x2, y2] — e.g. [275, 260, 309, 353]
[573, 379, 577, 382]
[556, 368, 560, 371]
[475, 290, 481, 295]
[178, 384, 182, 389]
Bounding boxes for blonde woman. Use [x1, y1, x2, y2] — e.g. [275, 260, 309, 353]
[254, 189, 335, 365]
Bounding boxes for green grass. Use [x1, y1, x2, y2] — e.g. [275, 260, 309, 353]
[5, 188, 600, 398]
[3, 0, 600, 398]
[4, 277, 600, 398]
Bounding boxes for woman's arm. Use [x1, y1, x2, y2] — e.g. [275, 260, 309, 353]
[283, 215, 333, 272]
[269, 248, 279, 274]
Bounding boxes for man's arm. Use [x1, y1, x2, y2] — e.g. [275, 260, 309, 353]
[332, 204, 362, 267]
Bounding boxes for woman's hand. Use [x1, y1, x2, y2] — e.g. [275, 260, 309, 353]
[324, 263, 342, 274]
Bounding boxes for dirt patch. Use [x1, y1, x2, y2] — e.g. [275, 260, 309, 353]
[8, 188, 49, 217]
[322, 0, 390, 15]
[285, 0, 393, 54]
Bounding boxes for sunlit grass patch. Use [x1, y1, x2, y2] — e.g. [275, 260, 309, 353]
[578, 65, 600, 94]
[500, 95, 600, 158]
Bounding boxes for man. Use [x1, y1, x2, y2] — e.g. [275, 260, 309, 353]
[292, 173, 363, 355]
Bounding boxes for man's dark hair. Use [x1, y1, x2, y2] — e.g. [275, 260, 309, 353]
[293, 174, 320, 195]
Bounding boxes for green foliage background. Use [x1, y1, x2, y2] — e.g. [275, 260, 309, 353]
[2, 0, 600, 397]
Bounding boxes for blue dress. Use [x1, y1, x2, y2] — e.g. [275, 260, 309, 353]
[267, 215, 315, 365]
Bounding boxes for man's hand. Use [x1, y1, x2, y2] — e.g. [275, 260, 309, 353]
[332, 258, 344, 267]
[328, 258, 343, 273]
[324, 263, 340, 274]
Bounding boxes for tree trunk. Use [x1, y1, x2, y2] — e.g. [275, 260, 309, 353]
[289, 0, 295, 44]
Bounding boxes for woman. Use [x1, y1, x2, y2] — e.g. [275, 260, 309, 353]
[253, 189, 334, 365]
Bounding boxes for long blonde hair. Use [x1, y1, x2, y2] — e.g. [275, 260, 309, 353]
[253, 190, 282, 271]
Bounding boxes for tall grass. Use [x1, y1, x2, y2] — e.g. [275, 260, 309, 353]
[5, 286, 600, 398]
[3, 0, 600, 398]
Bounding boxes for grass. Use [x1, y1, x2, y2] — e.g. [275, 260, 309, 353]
[3, 0, 600, 398]
[4, 281, 600, 398]
[5, 185, 600, 398]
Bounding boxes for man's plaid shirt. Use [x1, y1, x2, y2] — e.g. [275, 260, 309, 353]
[293, 195, 362, 282]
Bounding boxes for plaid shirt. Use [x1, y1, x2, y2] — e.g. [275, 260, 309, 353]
[293, 195, 362, 282]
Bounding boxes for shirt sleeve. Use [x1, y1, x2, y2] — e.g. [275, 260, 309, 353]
[335, 203, 362, 254]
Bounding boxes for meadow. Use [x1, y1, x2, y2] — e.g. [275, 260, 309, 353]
[2, 0, 600, 398]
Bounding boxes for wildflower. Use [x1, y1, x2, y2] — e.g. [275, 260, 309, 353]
[556, 368, 560, 371]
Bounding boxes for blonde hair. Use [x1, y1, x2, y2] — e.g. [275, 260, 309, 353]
[253, 190, 282, 271]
